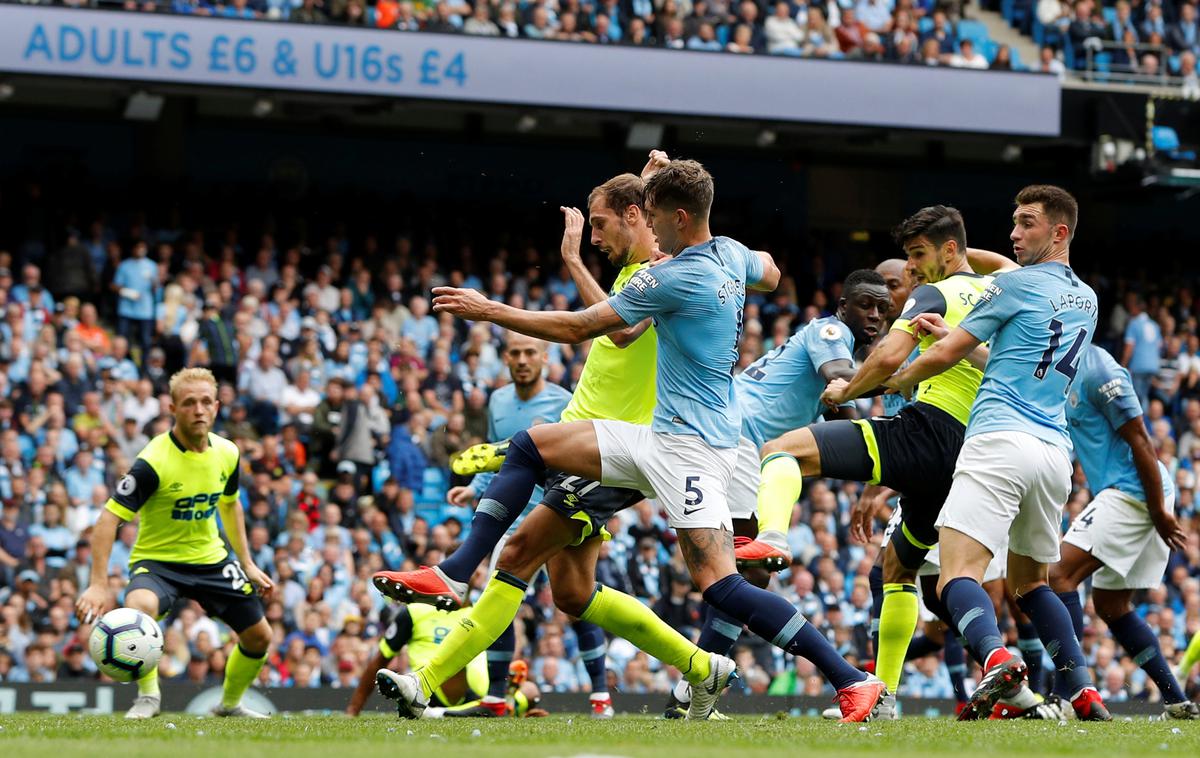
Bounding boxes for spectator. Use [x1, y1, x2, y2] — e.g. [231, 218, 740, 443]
[765, 0, 805, 54]
[949, 37, 989, 68]
[1124, 294, 1164, 410]
[112, 241, 158, 360]
[1168, 2, 1199, 55]
[464, 2, 500, 34]
[835, 7, 869, 54]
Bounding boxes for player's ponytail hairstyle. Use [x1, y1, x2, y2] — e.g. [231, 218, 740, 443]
[891, 205, 967, 256]
[643, 159, 715, 221]
[168, 367, 219, 401]
[1014, 184, 1079, 241]
[588, 173, 646, 216]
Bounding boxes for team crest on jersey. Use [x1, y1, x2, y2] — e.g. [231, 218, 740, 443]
[116, 475, 136, 496]
[820, 324, 842, 341]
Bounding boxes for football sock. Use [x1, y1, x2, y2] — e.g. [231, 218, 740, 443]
[1109, 610, 1187, 703]
[579, 584, 711, 684]
[136, 663, 160, 697]
[1182, 631, 1200, 678]
[485, 622, 515, 699]
[1016, 621, 1047, 694]
[572, 620, 609, 694]
[222, 643, 267, 709]
[417, 571, 527, 699]
[1056, 590, 1085, 641]
[1015, 585, 1091, 699]
[877, 583, 920, 692]
[868, 564, 884, 657]
[943, 634, 969, 703]
[943, 577, 1006, 665]
[757, 453, 802, 536]
[439, 430, 544, 584]
[904, 635, 943, 662]
[695, 602, 743, 656]
[704, 573, 863, 690]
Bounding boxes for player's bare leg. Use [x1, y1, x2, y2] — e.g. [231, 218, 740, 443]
[739, 427, 824, 568]
[122, 589, 162, 720]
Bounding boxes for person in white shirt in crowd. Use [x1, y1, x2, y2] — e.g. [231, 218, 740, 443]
[949, 38, 989, 69]
[766, 0, 805, 54]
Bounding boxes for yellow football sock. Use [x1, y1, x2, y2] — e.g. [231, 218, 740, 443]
[417, 572, 525, 699]
[876, 583, 920, 693]
[580, 584, 711, 684]
[222, 644, 268, 709]
[1182, 631, 1200, 676]
[136, 663, 160, 697]
[757, 453, 803, 536]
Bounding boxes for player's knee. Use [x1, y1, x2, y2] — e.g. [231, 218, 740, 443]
[124, 589, 160, 618]
[551, 583, 593, 618]
[237, 619, 272, 654]
[1092, 591, 1130, 624]
[740, 566, 770, 588]
[1047, 563, 1073, 594]
[495, 534, 540, 578]
[882, 543, 918, 584]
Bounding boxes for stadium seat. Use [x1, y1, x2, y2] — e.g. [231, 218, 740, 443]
[1153, 126, 1197, 161]
[982, 39, 999, 62]
[1102, 6, 1117, 26]
[957, 19, 990, 46]
[918, 16, 934, 34]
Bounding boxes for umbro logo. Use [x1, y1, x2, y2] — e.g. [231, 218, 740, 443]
[220, 472, 228, 483]
[169, 482, 184, 492]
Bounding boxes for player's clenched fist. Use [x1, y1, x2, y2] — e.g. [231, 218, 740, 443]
[640, 150, 670, 180]
[820, 377, 851, 409]
[432, 286, 492, 320]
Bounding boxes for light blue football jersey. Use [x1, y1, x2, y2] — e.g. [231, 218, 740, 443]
[958, 263, 1098, 451]
[1066, 345, 1172, 504]
[736, 316, 855, 448]
[608, 236, 765, 449]
[469, 382, 572, 529]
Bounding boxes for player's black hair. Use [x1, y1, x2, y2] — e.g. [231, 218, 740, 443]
[891, 205, 967, 255]
[843, 269, 888, 296]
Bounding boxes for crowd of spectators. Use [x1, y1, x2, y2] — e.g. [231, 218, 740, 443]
[0, 206, 1197, 708]
[31, 0, 1028, 70]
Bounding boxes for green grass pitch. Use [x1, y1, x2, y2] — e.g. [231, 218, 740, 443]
[1, 713, 1198, 758]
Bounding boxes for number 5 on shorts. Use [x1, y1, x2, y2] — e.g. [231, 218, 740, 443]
[684, 476, 704, 507]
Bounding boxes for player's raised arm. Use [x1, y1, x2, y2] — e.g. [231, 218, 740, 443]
[559, 205, 652, 349]
[966, 247, 1020, 275]
[886, 325, 982, 396]
[821, 329, 916, 409]
[909, 313, 991, 371]
[432, 287, 629, 344]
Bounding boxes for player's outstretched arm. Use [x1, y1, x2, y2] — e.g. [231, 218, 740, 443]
[1118, 417, 1186, 551]
[748, 251, 781, 292]
[886, 326, 982, 396]
[820, 330, 917, 408]
[346, 650, 391, 716]
[559, 206, 653, 349]
[909, 313, 990, 370]
[432, 286, 628, 344]
[967, 247, 1020, 274]
[75, 509, 121, 623]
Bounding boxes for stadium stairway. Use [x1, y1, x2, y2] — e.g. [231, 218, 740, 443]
[972, 0, 1042, 71]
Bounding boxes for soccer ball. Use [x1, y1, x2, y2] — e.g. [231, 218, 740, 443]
[88, 608, 164, 682]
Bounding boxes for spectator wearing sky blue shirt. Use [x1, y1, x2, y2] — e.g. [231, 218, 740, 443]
[63, 447, 105, 507]
[112, 241, 159, 360]
[1123, 296, 1163, 411]
[400, 296, 439, 358]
